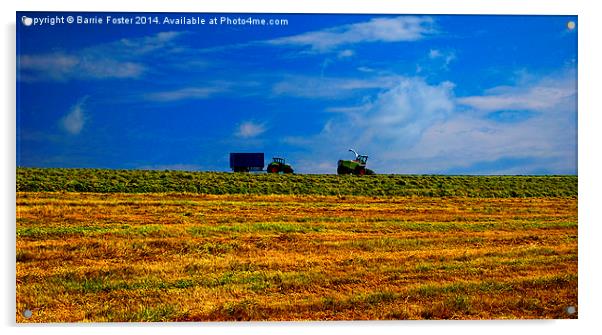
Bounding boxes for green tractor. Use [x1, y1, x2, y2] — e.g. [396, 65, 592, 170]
[267, 157, 294, 174]
[337, 149, 375, 175]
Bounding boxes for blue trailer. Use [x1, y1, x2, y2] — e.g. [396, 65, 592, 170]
[229, 153, 264, 172]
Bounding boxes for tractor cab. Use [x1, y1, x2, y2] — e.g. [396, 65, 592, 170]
[337, 149, 374, 175]
[355, 155, 368, 164]
[348, 149, 368, 164]
[267, 157, 294, 174]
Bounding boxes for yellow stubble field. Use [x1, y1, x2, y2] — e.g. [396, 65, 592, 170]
[16, 192, 577, 322]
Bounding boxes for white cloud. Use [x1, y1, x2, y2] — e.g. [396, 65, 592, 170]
[268, 16, 435, 52]
[407, 106, 576, 174]
[236, 121, 267, 138]
[19, 53, 145, 82]
[457, 70, 576, 112]
[357, 66, 375, 73]
[390, 71, 576, 174]
[326, 105, 370, 114]
[60, 97, 88, 135]
[19, 31, 183, 82]
[115, 31, 183, 55]
[428, 49, 456, 66]
[416, 48, 457, 73]
[337, 49, 355, 58]
[285, 77, 456, 173]
[272, 75, 403, 98]
[428, 49, 442, 59]
[286, 70, 577, 174]
[145, 87, 224, 102]
[405, 70, 578, 174]
[144, 80, 262, 102]
[322, 77, 455, 149]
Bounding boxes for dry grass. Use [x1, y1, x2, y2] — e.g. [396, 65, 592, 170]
[16, 192, 577, 322]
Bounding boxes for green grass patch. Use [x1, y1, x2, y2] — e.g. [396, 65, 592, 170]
[17, 168, 577, 197]
[16, 226, 114, 237]
[133, 304, 177, 322]
[340, 237, 427, 251]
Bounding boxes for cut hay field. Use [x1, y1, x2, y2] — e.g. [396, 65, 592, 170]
[16, 189, 577, 321]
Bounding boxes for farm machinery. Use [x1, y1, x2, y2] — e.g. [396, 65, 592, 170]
[229, 153, 264, 172]
[267, 157, 294, 174]
[229, 153, 294, 173]
[337, 149, 374, 175]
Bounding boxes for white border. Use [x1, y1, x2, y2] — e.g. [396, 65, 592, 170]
[3, 1, 600, 335]
[5, 0, 585, 15]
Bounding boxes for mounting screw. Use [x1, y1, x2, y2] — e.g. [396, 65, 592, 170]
[567, 21, 576, 30]
[566, 306, 576, 315]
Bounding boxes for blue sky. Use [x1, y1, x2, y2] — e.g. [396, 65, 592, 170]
[16, 13, 577, 174]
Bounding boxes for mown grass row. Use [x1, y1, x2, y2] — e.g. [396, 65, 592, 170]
[16, 167, 577, 197]
[15, 220, 578, 238]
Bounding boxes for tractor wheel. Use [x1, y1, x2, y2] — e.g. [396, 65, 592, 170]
[337, 165, 347, 175]
[268, 165, 279, 173]
[355, 166, 366, 176]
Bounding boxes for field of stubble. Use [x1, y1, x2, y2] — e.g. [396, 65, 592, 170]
[16, 191, 577, 322]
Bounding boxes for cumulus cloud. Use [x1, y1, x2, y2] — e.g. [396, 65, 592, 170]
[408, 110, 576, 174]
[286, 70, 577, 175]
[323, 78, 455, 149]
[268, 16, 435, 52]
[60, 97, 88, 135]
[285, 77, 456, 173]
[396, 70, 577, 174]
[236, 121, 267, 138]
